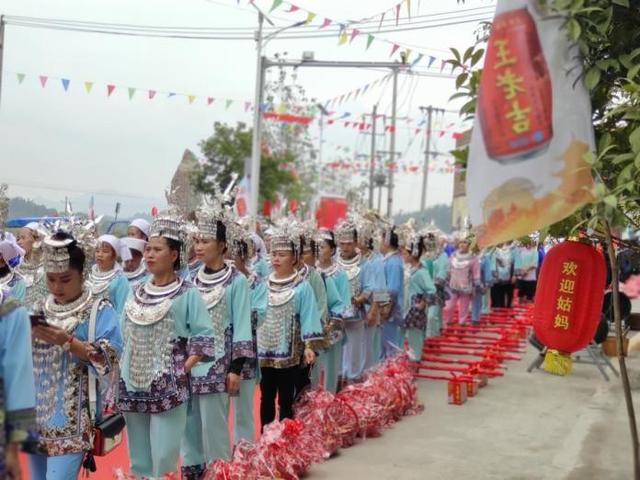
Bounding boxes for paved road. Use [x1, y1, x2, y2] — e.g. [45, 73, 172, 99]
[309, 347, 639, 480]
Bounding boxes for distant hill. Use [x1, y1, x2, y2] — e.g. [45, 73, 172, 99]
[9, 197, 58, 218]
[394, 204, 452, 233]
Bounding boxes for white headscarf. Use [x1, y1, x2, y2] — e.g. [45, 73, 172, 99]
[121, 237, 146, 254]
[0, 233, 25, 263]
[98, 234, 132, 262]
[129, 218, 151, 238]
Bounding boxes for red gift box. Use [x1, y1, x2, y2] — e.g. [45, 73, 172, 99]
[448, 379, 468, 405]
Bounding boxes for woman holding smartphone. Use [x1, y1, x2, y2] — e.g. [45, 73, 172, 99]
[29, 229, 122, 480]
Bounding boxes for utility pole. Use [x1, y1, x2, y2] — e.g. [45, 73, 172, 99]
[0, 16, 5, 107]
[369, 104, 377, 210]
[248, 12, 266, 217]
[387, 69, 398, 217]
[419, 105, 446, 212]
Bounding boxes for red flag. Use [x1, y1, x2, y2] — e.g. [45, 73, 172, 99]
[107, 84, 116, 96]
[39, 76, 48, 88]
[286, 4, 299, 12]
[349, 28, 360, 43]
[207, 97, 215, 105]
[320, 18, 332, 28]
[148, 90, 156, 99]
[390, 43, 400, 57]
[395, 3, 401, 25]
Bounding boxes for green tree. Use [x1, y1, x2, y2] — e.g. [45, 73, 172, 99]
[192, 122, 304, 204]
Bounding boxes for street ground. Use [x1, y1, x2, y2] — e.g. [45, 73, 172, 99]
[310, 345, 640, 480]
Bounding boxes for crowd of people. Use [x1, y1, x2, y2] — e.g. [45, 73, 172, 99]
[0, 196, 548, 480]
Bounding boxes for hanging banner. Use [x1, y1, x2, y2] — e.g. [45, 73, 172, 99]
[466, 0, 595, 247]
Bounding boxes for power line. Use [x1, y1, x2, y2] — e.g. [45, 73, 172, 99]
[4, 11, 493, 41]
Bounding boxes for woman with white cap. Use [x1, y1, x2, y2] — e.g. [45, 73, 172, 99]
[180, 203, 253, 478]
[0, 233, 26, 302]
[119, 211, 214, 479]
[88, 234, 131, 317]
[128, 218, 151, 241]
[16, 222, 47, 308]
[121, 237, 148, 286]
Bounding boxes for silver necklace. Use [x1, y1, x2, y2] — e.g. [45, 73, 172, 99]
[89, 264, 118, 295]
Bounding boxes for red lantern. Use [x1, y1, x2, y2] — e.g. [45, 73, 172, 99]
[533, 241, 605, 374]
[151, 206, 158, 217]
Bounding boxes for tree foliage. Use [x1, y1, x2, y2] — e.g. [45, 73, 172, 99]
[449, 0, 640, 238]
[192, 122, 303, 204]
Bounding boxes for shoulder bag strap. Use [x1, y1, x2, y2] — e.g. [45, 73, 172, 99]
[88, 299, 101, 420]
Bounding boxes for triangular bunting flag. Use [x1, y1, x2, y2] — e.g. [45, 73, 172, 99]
[225, 99, 233, 110]
[319, 18, 332, 29]
[269, 0, 283, 12]
[39, 76, 48, 88]
[128, 87, 136, 100]
[406, 0, 411, 18]
[148, 90, 156, 99]
[344, 122, 350, 127]
[390, 43, 400, 57]
[61, 79, 70, 91]
[168, 92, 176, 97]
[305, 12, 316, 24]
[354, 88, 361, 98]
[286, 4, 299, 12]
[404, 48, 412, 63]
[395, 3, 401, 25]
[411, 53, 424, 66]
[260, 102, 268, 111]
[428, 56, 436, 68]
[207, 97, 215, 105]
[84, 81, 93, 93]
[244, 101, 252, 112]
[345, 91, 353, 101]
[338, 29, 348, 45]
[188, 95, 196, 104]
[362, 84, 369, 93]
[378, 13, 385, 31]
[440, 60, 447, 72]
[107, 84, 116, 96]
[366, 34, 375, 50]
[16, 73, 25, 84]
[349, 28, 360, 43]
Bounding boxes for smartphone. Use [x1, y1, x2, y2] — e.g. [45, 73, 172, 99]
[29, 313, 49, 327]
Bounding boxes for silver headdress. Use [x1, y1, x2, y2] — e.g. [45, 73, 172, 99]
[335, 219, 357, 244]
[316, 228, 335, 245]
[41, 213, 102, 274]
[395, 219, 415, 251]
[298, 219, 318, 254]
[270, 217, 303, 255]
[419, 221, 443, 258]
[357, 210, 386, 246]
[149, 188, 189, 269]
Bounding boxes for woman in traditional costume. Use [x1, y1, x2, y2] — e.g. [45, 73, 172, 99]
[121, 237, 148, 286]
[379, 226, 404, 361]
[447, 233, 480, 325]
[180, 204, 253, 478]
[0, 280, 36, 479]
[420, 227, 449, 338]
[316, 228, 349, 393]
[400, 233, 437, 359]
[118, 212, 215, 479]
[28, 229, 122, 479]
[0, 233, 25, 302]
[128, 218, 150, 241]
[16, 222, 47, 308]
[491, 242, 515, 308]
[258, 223, 323, 428]
[87, 235, 131, 316]
[232, 226, 267, 444]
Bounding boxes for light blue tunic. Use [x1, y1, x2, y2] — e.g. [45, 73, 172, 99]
[0, 291, 36, 478]
[258, 279, 324, 369]
[1, 272, 26, 303]
[252, 257, 270, 282]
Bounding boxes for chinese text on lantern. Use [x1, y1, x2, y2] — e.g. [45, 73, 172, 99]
[553, 261, 578, 330]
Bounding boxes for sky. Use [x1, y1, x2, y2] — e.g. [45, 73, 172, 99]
[0, 0, 495, 217]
